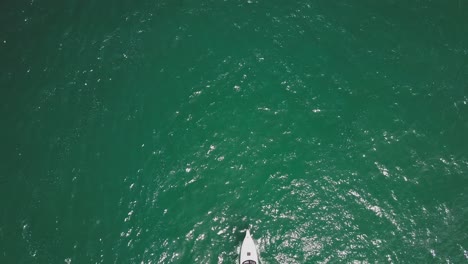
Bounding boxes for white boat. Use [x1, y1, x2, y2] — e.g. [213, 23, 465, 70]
[240, 230, 259, 264]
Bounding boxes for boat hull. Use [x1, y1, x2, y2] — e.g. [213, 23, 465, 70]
[239, 230, 259, 264]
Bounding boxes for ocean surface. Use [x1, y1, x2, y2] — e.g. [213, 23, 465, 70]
[1, 0, 467, 263]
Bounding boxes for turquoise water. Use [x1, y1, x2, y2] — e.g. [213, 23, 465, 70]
[1, 0, 467, 263]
